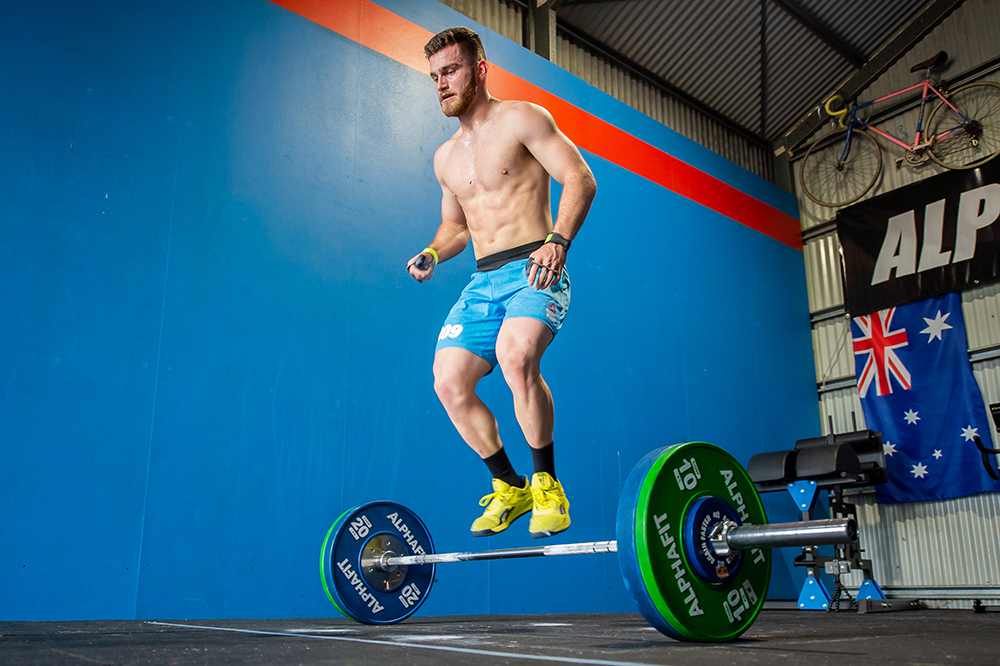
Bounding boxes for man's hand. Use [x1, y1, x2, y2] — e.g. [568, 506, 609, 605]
[407, 252, 436, 282]
[526, 242, 566, 290]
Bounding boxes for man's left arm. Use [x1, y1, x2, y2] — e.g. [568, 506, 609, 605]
[517, 103, 597, 288]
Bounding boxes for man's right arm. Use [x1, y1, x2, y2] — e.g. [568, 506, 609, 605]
[407, 146, 470, 282]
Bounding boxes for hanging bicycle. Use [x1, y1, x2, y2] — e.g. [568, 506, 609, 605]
[798, 51, 1000, 208]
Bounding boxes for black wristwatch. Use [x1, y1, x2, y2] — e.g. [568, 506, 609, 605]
[545, 232, 571, 251]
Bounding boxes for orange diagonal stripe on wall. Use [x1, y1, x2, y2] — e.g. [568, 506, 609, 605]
[269, 0, 802, 250]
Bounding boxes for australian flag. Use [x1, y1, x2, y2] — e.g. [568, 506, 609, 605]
[852, 292, 998, 503]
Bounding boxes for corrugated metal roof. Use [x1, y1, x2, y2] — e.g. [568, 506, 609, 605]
[556, 0, 935, 141]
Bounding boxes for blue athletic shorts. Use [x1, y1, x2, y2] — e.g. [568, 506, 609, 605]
[436, 259, 571, 368]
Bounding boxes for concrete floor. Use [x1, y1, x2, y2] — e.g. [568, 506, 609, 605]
[2, 609, 996, 665]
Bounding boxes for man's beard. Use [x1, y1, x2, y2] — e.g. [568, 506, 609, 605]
[441, 76, 478, 117]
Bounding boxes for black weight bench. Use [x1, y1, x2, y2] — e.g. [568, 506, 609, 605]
[749, 429, 886, 494]
[748, 428, 892, 611]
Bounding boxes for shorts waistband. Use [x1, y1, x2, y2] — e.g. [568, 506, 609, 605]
[476, 240, 545, 272]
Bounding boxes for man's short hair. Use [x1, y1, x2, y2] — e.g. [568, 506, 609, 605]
[424, 27, 486, 63]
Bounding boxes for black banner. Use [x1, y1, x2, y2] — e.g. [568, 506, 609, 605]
[837, 157, 1000, 317]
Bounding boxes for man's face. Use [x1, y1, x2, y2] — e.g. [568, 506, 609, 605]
[428, 44, 479, 118]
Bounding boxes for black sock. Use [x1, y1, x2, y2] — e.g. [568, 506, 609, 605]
[483, 448, 524, 488]
[531, 442, 556, 480]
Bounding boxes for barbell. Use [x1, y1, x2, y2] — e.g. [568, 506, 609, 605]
[320, 442, 858, 642]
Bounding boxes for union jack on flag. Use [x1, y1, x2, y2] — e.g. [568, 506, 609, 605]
[851, 293, 997, 503]
[853, 308, 911, 398]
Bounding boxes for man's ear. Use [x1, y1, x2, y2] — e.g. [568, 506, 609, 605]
[477, 59, 489, 82]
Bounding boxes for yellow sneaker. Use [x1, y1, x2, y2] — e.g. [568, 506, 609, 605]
[471, 478, 533, 537]
[529, 472, 571, 538]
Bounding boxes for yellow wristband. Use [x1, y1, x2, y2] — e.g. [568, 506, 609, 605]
[423, 247, 439, 265]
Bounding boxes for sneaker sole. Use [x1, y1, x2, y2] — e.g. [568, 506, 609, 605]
[471, 506, 531, 537]
[529, 523, 570, 539]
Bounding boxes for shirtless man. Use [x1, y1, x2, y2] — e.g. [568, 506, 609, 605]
[407, 28, 596, 539]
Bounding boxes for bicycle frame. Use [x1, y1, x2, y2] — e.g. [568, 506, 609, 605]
[801, 62, 1000, 207]
[840, 79, 971, 161]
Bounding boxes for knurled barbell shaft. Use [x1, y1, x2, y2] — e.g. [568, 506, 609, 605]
[385, 540, 618, 567]
[382, 518, 855, 568]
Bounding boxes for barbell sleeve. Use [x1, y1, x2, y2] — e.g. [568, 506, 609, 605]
[725, 518, 857, 550]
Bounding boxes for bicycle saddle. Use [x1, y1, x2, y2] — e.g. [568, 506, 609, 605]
[910, 50, 948, 73]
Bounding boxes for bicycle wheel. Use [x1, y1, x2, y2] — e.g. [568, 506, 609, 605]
[799, 128, 882, 208]
[926, 81, 1000, 169]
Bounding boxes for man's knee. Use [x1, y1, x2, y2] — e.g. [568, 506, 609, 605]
[433, 351, 487, 409]
[497, 345, 539, 397]
[434, 375, 466, 411]
[433, 362, 461, 406]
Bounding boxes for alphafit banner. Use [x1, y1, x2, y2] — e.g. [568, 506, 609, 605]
[837, 158, 1000, 317]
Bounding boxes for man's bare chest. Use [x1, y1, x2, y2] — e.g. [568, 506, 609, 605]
[441, 137, 534, 201]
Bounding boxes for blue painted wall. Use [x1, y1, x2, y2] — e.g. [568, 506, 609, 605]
[0, 0, 816, 620]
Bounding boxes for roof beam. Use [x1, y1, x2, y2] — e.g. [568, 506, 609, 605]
[530, 1, 557, 61]
[770, 0, 864, 69]
[554, 17, 769, 149]
[555, 0, 647, 7]
[778, 0, 966, 156]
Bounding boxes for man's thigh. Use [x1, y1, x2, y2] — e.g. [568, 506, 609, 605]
[496, 316, 554, 368]
[433, 346, 494, 387]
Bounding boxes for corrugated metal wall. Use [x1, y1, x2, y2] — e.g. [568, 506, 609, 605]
[794, 0, 1000, 606]
[840, 489, 1000, 605]
[434, 0, 774, 180]
[436, 0, 524, 45]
